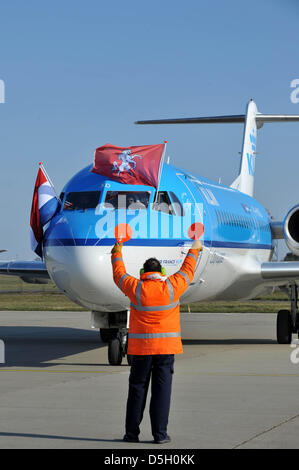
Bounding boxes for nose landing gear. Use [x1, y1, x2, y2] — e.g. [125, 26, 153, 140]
[107, 328, 129, 366]
[92, 310, 131, 365]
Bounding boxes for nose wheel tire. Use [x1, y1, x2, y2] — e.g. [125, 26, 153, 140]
[100, 328, 118, 343]
[277, 309, 292, 344]
[108, 338, 123, 365]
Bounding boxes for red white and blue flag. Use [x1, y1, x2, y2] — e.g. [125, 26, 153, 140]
[30, 164, 59, 257]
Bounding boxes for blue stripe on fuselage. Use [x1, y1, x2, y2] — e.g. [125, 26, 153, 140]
[44, 238, 271, 250]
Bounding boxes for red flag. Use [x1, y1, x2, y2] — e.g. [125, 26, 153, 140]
[91, 143, 165, 188]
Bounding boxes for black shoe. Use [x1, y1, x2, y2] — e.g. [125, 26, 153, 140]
[153, 434, 171, 444]
[123, 434, 139, 443]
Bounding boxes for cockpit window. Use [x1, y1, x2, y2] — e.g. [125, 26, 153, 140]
[104, 191, 150, 210]
[63, 191, 101, 211]
[169, 192, 185, 216]
[153, 192, 176, 215]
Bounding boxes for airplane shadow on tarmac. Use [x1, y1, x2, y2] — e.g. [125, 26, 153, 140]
[0, 325, 277, 368]
[0, 326, 110, 368]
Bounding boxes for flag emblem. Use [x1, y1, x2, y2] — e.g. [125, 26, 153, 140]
[111, 149, 143, 176]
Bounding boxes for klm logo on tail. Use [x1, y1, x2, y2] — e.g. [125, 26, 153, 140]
[246, 129, 256, 176]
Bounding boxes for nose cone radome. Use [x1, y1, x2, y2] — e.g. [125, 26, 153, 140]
[43, 214, 129, 311]
[44, 244, 129, 311]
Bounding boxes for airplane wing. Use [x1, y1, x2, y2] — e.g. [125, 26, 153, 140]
[0, 260, 50, 284]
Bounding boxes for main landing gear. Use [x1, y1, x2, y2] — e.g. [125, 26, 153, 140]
[277, 284, 299, 344]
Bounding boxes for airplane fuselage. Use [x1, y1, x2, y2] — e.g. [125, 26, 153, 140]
[43, 162, 273, 312]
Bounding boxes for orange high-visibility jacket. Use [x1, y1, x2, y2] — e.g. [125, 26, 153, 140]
[111, 249, 199, 355]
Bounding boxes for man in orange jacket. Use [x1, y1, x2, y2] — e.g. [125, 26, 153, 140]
[111, 240, 202, 444]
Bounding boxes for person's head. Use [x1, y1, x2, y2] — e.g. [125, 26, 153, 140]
[127, 195, 136, 206]
[142, 257, 162, 273]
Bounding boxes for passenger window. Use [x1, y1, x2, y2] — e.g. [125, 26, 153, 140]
[104, 191, 150, 210]
[63, 191, 101, 211]
[153, 191, 175, 215]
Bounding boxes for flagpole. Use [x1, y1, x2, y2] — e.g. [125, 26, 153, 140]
[154, 141, 167, 205]
[39, 162, 62, 203]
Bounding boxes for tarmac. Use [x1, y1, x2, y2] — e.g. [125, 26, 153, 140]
[0, 310, 299, 449]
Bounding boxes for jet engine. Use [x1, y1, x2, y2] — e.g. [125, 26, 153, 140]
[284, 205, 299, 256]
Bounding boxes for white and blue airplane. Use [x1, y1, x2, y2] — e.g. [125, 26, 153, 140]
[2, 99, 299, 365]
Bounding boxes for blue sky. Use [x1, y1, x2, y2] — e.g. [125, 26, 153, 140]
[0, 0, 298, 258]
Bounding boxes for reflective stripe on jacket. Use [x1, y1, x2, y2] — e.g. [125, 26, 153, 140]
[111, 249, 199, 355]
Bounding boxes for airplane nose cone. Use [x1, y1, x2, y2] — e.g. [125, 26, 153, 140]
[45, 244, 129, 311]
[43, 213, 129, 311]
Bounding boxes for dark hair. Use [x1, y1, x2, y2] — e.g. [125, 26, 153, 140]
[143, 258, 162, 273]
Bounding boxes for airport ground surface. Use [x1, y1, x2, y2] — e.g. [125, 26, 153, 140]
[0, 311, 299, 449]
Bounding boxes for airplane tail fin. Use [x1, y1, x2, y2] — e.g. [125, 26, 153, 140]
[135, 100, 299, 197]
[230, 99, 258, 196]
[230, 100, 299, 196]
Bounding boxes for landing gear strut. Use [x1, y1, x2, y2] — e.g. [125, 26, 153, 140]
[277, 284, 299, 344]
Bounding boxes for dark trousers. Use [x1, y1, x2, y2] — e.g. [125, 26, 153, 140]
[125, 354, 174, 441]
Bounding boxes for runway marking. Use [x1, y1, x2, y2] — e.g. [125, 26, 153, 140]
[233, 412, 299, 448]
[0, 368, 299, 378]
[0, 368, 123, 374]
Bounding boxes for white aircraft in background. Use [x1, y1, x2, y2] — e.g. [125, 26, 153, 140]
[1, 99, 299, 365]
